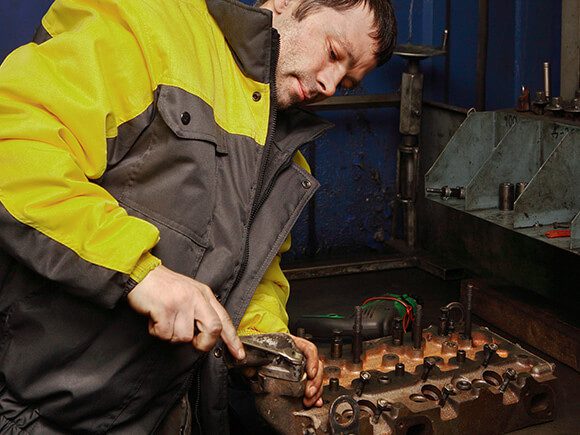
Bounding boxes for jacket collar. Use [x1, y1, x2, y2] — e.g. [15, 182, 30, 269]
[206, 0, 273, 84]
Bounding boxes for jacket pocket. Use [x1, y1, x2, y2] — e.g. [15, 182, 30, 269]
[119, 86, 226, 252]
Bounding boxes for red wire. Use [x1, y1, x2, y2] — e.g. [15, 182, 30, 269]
[362, 296, 415, 332]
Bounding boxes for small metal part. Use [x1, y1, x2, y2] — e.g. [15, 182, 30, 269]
[392, 317, 404, 346]
[412, 304, 423, 350]
[304, 333, 313, 341]
[372, 398, 392, 423]
[331, 330, 343, 359]
[439, 383, 455, 406]
[447, 319, 456, 334]
[545, 96, 564, 116]
[499, 368, 517, 393]
[543, 62, 550, 99]
[421, 357, 436, 382]
[516, 86, 530, 112]
[463, 283, 473, 341]
[565, 97, 580, 119]
[356, 371, 371, 396]
[296, 327, 306, 338]
[426, 185, 465, 199]
[553, 221, 571, 229]
[441, 29, 449, 51]
[438, 307, 450, 336]
[515, 182, 527, 201]
[329, 395, 360, 435]
[482, 343, 498, 368]
[456, 349, 466, 364]
[532, 90, 549, 114]
[499, 182, 515, 211]
[329, 377, 340, 392]
[382, 353, 399, 366]
[395, 363, 405, 377]
[352, 306, 362, 364]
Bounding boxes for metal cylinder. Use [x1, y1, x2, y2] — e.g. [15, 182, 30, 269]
[438, 307, 450, 336]
[352, 306, 363, 364]
[395, 363, 405, 377]
[498, 182, 515, 211]
[331, 331, 343, 360]
[456, 349, 467, 364]
[412, 304, 423, 349]
[296, 327, 306, 338]
[392, 317, 404, 346]
[464, 283, 473, 341]
[329, 377, 340, 391]
[543, 62, 551, 99]
[515, 182, 527, 200]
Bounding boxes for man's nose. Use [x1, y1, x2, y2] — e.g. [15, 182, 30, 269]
[317, 66, 343, 98]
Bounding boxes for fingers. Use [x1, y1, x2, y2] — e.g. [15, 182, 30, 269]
[290, 335, 324, 408]
[208, 296, 245, 360]
[190, 290, 223, 352]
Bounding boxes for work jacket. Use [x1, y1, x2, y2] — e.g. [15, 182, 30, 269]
[0, 0, 331, 432]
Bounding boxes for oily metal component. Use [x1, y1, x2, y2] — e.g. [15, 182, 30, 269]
[395, 363, 405, 377]
[437, 307, 450, 336]
[421, 357, 436, 382]
[532, 90, 549, 115]
[516, 86, 530, 112]
[226, 333, 306, 397]
[543, 62, 551, 98]
[331, 330, 344, 359]
[254, 323, 557, 435]
[412, 304, 423, 350]
[329, 395, 360, 435]
[515, 181, 527, 200]
[392, 317, 404, 346]
[463, 284, 473, 341]
[456, 349, 466, 364]
[545, 96, 564, 116]
[499, 368, 517, 393]
[481, 343, 498, 368]
[498, 182, 515, 211]
[356, 371, 372, 396]
[352, 306, 363, 364]
[426, 185, 465, 199]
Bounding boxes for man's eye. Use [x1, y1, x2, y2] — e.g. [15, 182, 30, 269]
[329, 48, 337, 61]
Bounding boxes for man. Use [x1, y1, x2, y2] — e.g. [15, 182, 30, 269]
[0, 0, 396, 432]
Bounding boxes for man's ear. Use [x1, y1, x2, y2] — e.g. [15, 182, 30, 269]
[272, 0, 291, 15]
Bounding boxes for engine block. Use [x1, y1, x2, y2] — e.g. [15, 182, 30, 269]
[255, 324, 557, 435]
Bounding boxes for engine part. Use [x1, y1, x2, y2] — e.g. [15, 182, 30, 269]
[532, 90, 549, 115]
[352, 306, 363, 364]
[545, 96, 564, 116]
[395, 363, 405, 377]
[516, 86, 530, 112]
[482, 343, 498, 368]
[254, 322, 557, 435]
[412, 304, 423, 350]
[332, 330, 344, 359]
[515, 181, 527, 200]
[463, 284, 473, 341]
[499, 368, 517, 393]
[421, 357, 437, 382]
[543, 62, 551, 99]
[225, 333, 306, 397]
[356, 371, 372, 396]
[426, 185, 465, 199]
[437, 307, 450, 336]
[392, 317, 404, 346]
[498, 182, 515, 211]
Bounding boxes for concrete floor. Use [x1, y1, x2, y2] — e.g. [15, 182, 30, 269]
[286, 267, 580, 434]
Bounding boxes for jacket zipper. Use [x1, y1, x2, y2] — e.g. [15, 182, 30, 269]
[230, 29, 280, 292]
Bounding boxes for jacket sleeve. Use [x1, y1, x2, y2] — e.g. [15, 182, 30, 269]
[238, 151, 311, 335]
[0, 0, 162, 308]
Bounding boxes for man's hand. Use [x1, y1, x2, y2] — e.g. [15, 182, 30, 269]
[127, 265, 245, 360]
[291, 335, 324, 408]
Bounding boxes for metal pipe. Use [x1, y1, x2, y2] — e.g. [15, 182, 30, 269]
[413, 304, 423, 349]
[543, 62, 551, 99]
[352, 306, 363, 364]
[464, 283, 473, 341]
[475, 0, 489, 110]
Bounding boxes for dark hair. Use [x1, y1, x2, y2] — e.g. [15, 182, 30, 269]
[292, 0, 397, 66]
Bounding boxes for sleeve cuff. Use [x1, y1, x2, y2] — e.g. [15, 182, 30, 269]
[129, 251, 162, 283]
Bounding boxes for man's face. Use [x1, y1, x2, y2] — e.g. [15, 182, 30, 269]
[268, 0, 378, 109]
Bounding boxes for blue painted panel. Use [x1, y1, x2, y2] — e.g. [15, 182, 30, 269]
[0, 0, 53, 62]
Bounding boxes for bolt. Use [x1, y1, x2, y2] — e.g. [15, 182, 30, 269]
[463, 283, 473, 341]
[331, 329, 343, 359]
[352, 306, 363, 364]
[456, 349, 466, 364]
[499, 368, 517, 393]
[447, 319, 456, 334]
[421, 357, 436, 382]
[395, 363, 405, 377]
[438, 384, 455, 407]
[482, 343, 498, 368]
[296, 327, 306, 338]
[392, 317, 403, 346]
[329, 377, 340, 391]
[412, 304, 423, 350]
[356, 371, 371, 396]
[438, 307, 450, 336]
[372, 398, 391, 423]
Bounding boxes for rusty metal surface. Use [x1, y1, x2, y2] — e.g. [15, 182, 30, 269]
[255, 324, 557, 434]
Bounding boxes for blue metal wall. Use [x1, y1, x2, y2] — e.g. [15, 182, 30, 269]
[0, 0, 562, 262]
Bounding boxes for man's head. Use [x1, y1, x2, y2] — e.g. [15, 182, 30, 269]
[260, 0, 397, 109]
